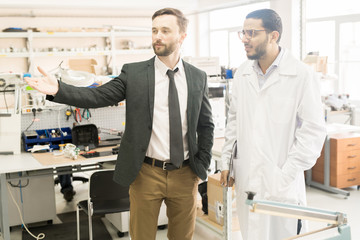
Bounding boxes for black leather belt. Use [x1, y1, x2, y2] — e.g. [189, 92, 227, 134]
[144, 156, 190, 170]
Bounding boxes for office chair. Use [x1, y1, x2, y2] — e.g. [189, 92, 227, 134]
[76, 170, 130, 240]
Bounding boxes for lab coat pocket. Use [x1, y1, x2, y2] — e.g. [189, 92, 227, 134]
[263, 165, 298, 204]
[269, 97, 295, 124]
[233, 157, 249, 192]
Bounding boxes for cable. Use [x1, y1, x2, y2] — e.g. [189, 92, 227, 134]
[58, 106, 68, 136]
[8, 179, 29, 188]
[24, 109, 37, 132]
[7, 182, 45, 240]
[3, 85, 11, 113]
[8, 172, 30, 188]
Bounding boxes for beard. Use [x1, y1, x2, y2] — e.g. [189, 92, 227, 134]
[246, 37, 268, 60]
[152, 40, 177, 56]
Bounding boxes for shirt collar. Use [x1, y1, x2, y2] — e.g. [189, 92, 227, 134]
[155, 56, 183, 77]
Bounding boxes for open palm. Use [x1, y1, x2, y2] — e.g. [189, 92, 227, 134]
[24, 66, 59, 95]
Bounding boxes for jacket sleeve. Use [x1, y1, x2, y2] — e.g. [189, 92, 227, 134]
[282, 69, 326, 180]
[47, 64, 128, 108]
[196, 73, 215, 169]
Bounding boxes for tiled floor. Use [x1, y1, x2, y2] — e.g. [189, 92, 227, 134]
[10, 173, 360, 240]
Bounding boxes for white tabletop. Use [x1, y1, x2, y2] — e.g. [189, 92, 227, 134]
[0, 152, 117, 174]
[326, 123, 360, 135]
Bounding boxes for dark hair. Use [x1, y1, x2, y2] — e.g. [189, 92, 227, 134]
[246, 9, 282, 43]
[152, 8, 188, 33]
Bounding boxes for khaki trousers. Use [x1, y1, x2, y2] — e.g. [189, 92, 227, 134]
[129, 162, 199, 240]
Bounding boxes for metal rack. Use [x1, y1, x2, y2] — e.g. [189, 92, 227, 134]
[0, 29, 152, 75]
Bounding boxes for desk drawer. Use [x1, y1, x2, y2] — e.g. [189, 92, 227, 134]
[332, 137, 360, 152]
[331, 172, 360, 188]
[332, 149, 360, 175]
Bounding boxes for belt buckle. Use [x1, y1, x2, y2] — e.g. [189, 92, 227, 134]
[162, 161, 167, 170]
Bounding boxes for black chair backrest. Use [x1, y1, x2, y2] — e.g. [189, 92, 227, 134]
[89, 170, 129, 201]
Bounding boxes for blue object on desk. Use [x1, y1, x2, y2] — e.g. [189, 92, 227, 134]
[225, 69, 233, 79]
[22, 127, 72, 151]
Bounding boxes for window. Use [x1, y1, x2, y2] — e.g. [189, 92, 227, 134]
[209, 1, 270, 68]
[339, 21, 360, 99]
[305, 0, 360, 100]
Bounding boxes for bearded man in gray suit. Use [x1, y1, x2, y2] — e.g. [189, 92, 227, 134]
[25, 8, 214, 240]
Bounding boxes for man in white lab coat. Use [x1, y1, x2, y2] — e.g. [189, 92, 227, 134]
[220, 9, 326, 240]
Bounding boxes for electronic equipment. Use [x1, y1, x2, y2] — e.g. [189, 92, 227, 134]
[72, 124, 99, 150]
[0, 73, 22, 91]
[183, 56, 220, 77]
[0, 74, 22, 154]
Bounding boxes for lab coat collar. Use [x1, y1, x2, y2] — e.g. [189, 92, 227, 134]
[242, 48, 297, 76]
[242, 49, 299, 92]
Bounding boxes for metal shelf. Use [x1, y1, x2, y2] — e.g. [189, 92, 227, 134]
[0, 52, 29, 58]
[0, 30, 150, 38]
[0, 29, 152, 75]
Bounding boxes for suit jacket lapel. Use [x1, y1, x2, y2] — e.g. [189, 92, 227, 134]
[147, 57, 156, 123]
[183, 61, 193, 118]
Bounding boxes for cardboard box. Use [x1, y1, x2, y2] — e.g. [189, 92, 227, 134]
[303, 55, 328, 75]
[207, 173, 235, 226]
[68, 58, 97, 74]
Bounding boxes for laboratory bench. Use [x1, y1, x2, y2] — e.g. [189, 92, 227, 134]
[0, 147, 117, 240]
[1, 138, 233, 240]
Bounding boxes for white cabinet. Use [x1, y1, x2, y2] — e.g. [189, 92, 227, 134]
[0, 30, 153, 75]
[7, 175, 56, 226]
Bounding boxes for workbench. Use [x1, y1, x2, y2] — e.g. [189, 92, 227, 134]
[0, 147, 117, 240]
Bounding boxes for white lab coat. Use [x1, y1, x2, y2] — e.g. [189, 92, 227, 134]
[221, 49, 326, 240]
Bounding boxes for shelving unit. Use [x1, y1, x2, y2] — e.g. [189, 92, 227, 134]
[0, 29, 153, 75]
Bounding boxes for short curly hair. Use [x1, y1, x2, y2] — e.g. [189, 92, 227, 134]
[246, 9, 282, 43]
[152, 8, 188, 33]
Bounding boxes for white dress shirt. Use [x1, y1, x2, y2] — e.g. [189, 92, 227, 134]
[145, 56, 189, 161]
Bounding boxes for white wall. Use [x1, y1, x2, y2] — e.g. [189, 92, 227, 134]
[270, 0, 301, 59]
[0, 0, 198, 17]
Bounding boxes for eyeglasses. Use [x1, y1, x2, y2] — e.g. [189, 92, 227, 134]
[238, 29, 267, 40]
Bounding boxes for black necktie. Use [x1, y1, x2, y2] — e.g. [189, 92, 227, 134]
[167, 68, 184, 167]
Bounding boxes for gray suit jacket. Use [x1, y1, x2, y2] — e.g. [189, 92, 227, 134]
[48, 57, 214, 186]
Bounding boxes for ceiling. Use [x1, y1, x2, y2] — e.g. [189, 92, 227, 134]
[0, 0, 253, 18]
[0, 0, 199, 17]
